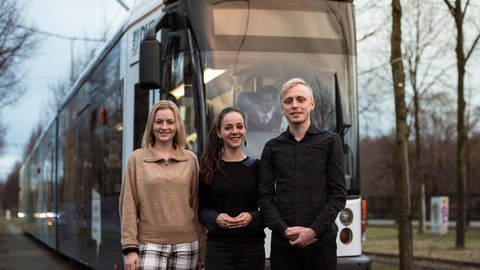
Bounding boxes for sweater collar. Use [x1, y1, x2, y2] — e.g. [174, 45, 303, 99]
[143, 144, 188, 163]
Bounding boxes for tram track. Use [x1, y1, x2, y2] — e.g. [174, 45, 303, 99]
[366, 252, 480, 270]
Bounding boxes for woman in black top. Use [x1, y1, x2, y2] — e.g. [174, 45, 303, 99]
[199, 107, 265, 270]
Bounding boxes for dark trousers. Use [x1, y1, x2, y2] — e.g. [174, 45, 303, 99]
[270, 237, 337, 270]
[205, 241, 265, 270]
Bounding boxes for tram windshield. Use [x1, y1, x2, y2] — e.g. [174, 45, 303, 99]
[203, 52, 352, 158]
[192, 1, 357, 160]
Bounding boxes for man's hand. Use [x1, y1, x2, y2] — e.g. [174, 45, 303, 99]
[284, 226, 318, 248]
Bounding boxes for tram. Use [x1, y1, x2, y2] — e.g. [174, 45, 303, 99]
[19, 0, 370, 269]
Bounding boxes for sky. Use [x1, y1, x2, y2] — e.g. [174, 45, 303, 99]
[0, 0, 134, 181]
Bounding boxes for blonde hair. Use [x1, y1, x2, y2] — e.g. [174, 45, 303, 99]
[141, 100, 187, 148]
[280, 78, 314, 103]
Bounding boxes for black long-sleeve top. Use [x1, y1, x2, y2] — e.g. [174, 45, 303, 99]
[199, 157, 265, 244]
[258, 125, 347, 247]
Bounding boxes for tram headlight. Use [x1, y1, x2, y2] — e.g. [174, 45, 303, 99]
[339, 208, 353, 226]
[339, 228, 353, 244]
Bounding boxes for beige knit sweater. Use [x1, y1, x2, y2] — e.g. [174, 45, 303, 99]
[119, 144, 206, 259]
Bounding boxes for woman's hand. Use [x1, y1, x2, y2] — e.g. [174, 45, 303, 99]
[215, 212, 252, 229]
[228, 212, 253, 229]
[215, 213, 234, 229]
[124, 252, 139, 270]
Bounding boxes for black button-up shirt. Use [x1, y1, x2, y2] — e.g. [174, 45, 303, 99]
[259, 125, 347, 247]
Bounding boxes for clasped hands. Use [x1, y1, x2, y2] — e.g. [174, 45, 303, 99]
[215, 212, 252, 229]
[284, 226, 318, 248]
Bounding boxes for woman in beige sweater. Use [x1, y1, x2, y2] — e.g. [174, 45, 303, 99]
[120, 100, 205, 270]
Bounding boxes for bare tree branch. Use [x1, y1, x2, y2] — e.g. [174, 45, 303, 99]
[465, 34, 480, 62]
[443, 0, 455, 15]
[0, 0, 37, 108]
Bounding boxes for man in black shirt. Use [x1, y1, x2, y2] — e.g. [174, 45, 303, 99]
[258, 78, 347, 270]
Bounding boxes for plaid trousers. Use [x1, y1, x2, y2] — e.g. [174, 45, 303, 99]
[138, 241, 199, 270]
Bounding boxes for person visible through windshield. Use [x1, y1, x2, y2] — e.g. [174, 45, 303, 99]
[247, 85, 283, 132]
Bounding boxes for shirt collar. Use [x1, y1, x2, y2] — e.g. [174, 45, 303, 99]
[283, 124, 321, 140]
[257, 109, 273, 120]
[143, 144, 188, 163]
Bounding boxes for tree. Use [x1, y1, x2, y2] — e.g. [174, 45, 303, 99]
[443, 0, 480, 249]
[46, 44, 98, 118]
[403, 0, 453, 234]
[2, 123, 43, 214]
[43, 23, 107, 119]
[420, 91, 457, 197]
[467, 107, 480, 223]
[0, 123, 5, 151]
[22, 123, 43, 158]
[2, 162, 20, 214]
[391, 0, 414, 269]
[0, 0, 37, 152]
[359, 91, 480, 222]
[356, 2, 395, 137]
[0, 0, 36, 107]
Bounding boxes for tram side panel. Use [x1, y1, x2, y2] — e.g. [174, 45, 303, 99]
[90, 46, 124, 269]
[18, 117, 58, 250]
[36, 122, 57, 249]
[57, 81, 92, 264]
[56, 38, 124, 268]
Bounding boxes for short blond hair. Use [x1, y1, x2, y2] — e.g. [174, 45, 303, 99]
[279, 78, 314, 103]
[141, 100, 187, 148]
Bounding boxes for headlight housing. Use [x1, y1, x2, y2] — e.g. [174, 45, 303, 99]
[339, 208, 353, 226]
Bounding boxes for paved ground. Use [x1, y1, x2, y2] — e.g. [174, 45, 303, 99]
[0, 222, 90, 270]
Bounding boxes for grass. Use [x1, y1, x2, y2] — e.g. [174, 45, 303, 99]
[363, 225, 480, 269]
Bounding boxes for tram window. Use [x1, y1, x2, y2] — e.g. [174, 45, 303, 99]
[166, 51, 199, 153]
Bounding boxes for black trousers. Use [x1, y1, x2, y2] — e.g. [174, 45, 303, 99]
[205, 241, 265, 270]
[270, 237, 337, 270]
